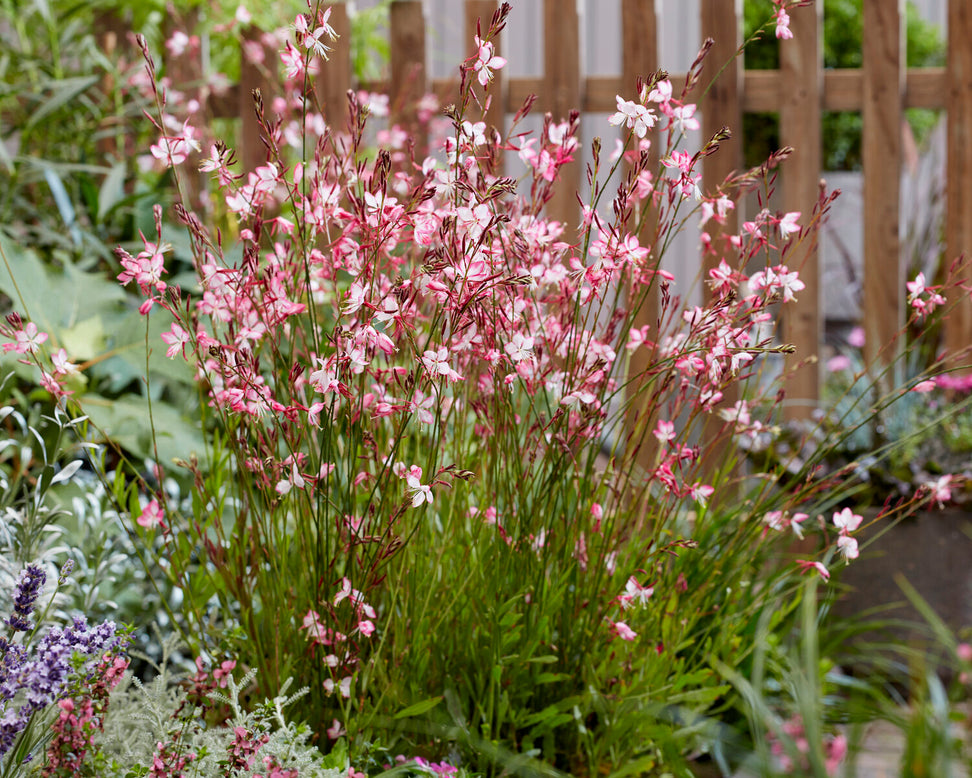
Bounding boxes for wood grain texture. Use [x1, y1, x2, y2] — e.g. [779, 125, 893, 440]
[780, 1, 822, 418]
[700, 0, 743, 266]
[316, 4, 352, 129]
[698, 0, 743, 483]
[862, 0, 904, 368]
[465, 1, 504, 139]
[945, 0, 972, 363]
[390, 0, 428, 152]
[542, 0, 581, 231]
[621, 0, 661, 472]
[238, 25, 276, 173]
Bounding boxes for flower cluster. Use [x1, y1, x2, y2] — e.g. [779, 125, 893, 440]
[832, 507, 863, 561]
[5, 564, 46, 633]
[768, 715, 847, 775]
[0, 606, 124, 761]
[42, 654, 129, 778]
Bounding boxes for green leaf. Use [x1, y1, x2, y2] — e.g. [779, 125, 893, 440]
[526, 655, 559, 664]
[97, 163, 127, 222]
[393, 696, 443, 719]
[534, 672, 570, 684]
[24, 75, 99, 134]
[78, 394, 206, 466]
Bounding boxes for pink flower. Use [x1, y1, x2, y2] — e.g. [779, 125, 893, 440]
[472, 35, 506, 86]
[612, 620, 637, 641]
[775, 8, 793, 39]
[619, 576, 654, 610]
[405, 465, 433, 507]
[689, 483, 714, 507]
[160, 323, 191, 359]
[832, 508, 862, 533]
[923, 474, 953, 507]
[826, 354, 852, 372]
[326, 719, 346, 740]
[653, 419, 675, 445]
[137, 499, 165, 529]
[796, 559, 830, 581]
[3, 322, 48, 354]
[778, 211, 800, 239]
[837, 534, 859, 560]
[609, 96, 655, 139]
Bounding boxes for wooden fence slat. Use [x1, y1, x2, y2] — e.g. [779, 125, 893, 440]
[862, 0, 904, 368]
[390, 0, 428, 153]
[621, 0, 660, 473]
[700, 0, 743, 268]
[465, 1, 504, 139]
[239, 26, 275, 173]
[317, 3, 352, 128]
[697, 0, 743, 484]
[780, 1, 822, 418]
[945, 1, 972, 364]
[542, 0, 581, 232]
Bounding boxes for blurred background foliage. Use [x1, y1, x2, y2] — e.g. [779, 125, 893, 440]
[743, 0, 945, 170]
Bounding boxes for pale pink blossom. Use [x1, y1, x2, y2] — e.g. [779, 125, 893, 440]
[832, 507, 863, 534]
[612, 620, 637, 641]
[3, 322, 47, 355]
[837, 534, 859, 560]
[137, 499, 165, 529]
[472, 35, 506, 86]
[609, 96, 655, 139]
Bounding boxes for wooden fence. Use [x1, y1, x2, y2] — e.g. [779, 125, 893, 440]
[167, 0, 972, 413]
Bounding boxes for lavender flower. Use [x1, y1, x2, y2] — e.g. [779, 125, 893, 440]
[5, 565, 46, 633]
[0, 613, 123, 760]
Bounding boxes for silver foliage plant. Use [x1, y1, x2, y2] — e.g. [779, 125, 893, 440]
[94, 637, 347, 778]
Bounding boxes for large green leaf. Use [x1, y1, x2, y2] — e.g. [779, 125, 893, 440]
[0, 235, 125, 336]
[79, 393, 206, 467]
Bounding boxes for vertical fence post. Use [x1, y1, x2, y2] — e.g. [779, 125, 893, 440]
[698, 0, 743, 480]
[780, 1, 823, 419]
[95, 10, 133, 166]
[317, 3, 353, 129]
[862, 0, 904, 371]
[700, 0, 743, 257]
[945, 0, 972, 365]
[622, 0, 660, 473]
[164, 10, 208, 206]
[465, 0, 504, 145]
[542, 0, 581, 232]
[390, 0, 428, 154]
[239, 26, 275, 173]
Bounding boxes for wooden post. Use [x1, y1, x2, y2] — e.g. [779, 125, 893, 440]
[862, 0, 904, 370]
[542, 0, 581, 233]
[239, 26, 274, 172]
[465, 0, 504, 141]
[164, 9, 208, 205]
[390, 0, 428, 154]
[621, 0, 660, 474]
[700, 0, 743, 261]
[698, 0, 743, 482]
[780, 1, 823, 419]
[945, 0, 972, 365]
[95, 10, 133, 165]
[317, 3, 353, 129]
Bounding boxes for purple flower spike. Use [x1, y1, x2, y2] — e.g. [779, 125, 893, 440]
[6, 565, 46, 633]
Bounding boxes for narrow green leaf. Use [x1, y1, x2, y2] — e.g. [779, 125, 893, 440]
[393, 696, 443, 719]
[24, 76, 99, 133]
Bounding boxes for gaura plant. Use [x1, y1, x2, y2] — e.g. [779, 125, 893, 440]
[1, 0, 954, 773]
